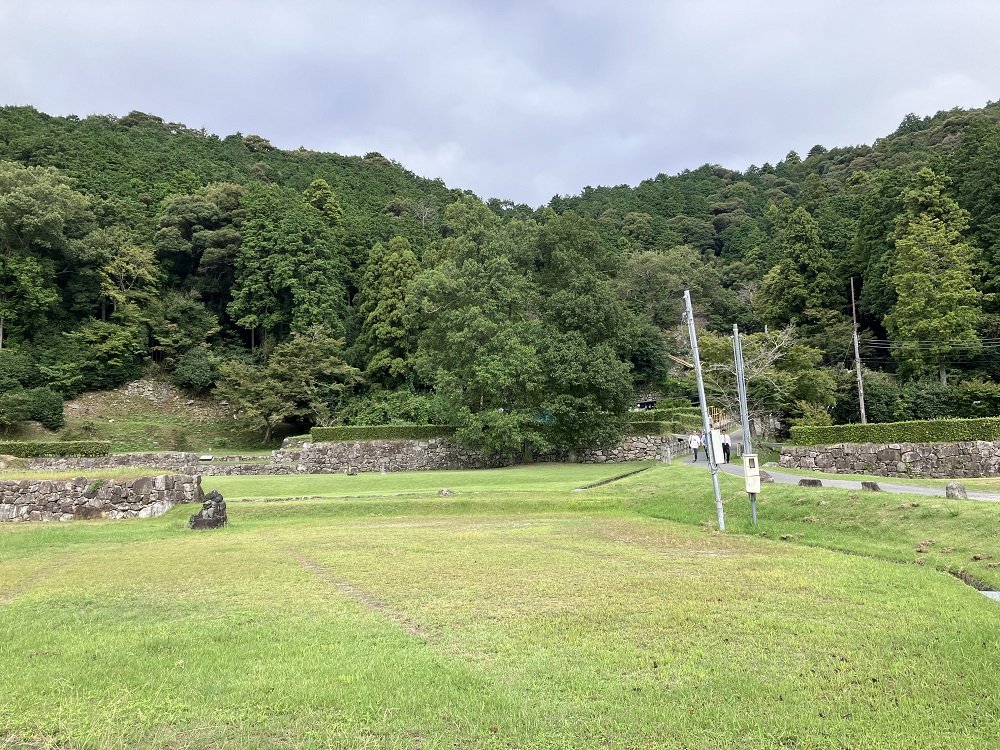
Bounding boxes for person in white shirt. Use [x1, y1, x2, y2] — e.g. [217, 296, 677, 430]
[721, 431, 731, 463]
[688, 433, 701, 462]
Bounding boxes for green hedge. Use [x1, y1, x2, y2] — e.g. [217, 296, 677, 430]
[630, 407, 699, 423]
[626, 421, 684, 436]
[0, 440, 112, 458]
[311, 425, 456, 442]
[790, 417, 1000, 446]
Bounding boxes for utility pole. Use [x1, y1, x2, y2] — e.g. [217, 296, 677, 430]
[733, 324, 757, 526]
[850, 277, 867, 424]
[684, 290, 725, 531]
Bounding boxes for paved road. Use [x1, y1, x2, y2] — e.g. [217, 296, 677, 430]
[687, 458, 1000, 502]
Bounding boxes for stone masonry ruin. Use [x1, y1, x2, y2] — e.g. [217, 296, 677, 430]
[26, 434, 678, 477]
[0, 474, 203, 523]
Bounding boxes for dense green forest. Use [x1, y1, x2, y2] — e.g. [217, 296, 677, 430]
[2, 102, 1000, 451]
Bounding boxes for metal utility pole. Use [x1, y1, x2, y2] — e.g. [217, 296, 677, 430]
[684, 290, 725, 531]
[733, 324, 757, 526]
[850, 277, 867, 424]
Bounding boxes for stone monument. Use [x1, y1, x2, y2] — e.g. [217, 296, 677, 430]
[189, 490, 227, 529]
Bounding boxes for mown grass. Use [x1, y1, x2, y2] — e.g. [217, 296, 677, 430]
[203, 462, 649, 500]
[1, 463, 999, 748]
[624, 462, 1000, 589]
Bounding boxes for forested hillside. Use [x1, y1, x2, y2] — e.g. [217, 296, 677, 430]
[2, 101, 1000, 450]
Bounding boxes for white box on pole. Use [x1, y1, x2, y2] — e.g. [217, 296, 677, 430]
[743, 453, 761, 494]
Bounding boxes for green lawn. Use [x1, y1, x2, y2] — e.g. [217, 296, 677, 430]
[2, 463, 998, 748]
[203, 462, 649, 500]
[634, 462, 1000, 589]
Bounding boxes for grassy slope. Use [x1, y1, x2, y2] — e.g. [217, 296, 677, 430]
[623, 462, 1000, 589]
[2, 463, 999, 748]
[0, 378, 272, 453]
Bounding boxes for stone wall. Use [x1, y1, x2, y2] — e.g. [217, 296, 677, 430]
[23, 434, 678, 477]
[0, 474, 203, 523]
[572, 435, 677, 464]
[780, 440, 1000, 478]
[26, 452, 288, 476]
[274, 438, 517, 473]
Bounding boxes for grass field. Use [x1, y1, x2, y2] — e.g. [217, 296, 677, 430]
[2, 462, 999, 748]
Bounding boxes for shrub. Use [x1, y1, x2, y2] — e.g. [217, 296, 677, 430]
[789, 400, 833, 428]
[900, 380, 959, 420]
[25, 388, 65, 430]
[790, 417, 1000, 446]
[0, 440, 111, 457]
[173, 347, 218, 391]
[339, 391, 449, 426]
[311, 425, 455, 442]
[0, 349, 38, 390]
[0, 388, 64, 430]
[0, 391, 32, 427]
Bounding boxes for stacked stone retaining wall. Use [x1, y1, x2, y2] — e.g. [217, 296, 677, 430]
[780, 440, 1000, 478]
[274, 438, 517, 472]
[0, 474, 203, 523]
[24, 435, 678, 477]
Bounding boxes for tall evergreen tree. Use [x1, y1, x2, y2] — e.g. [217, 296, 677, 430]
[228, 186, 349, 347]
[886, 168, 981, 384]
[351, 236, 420, 388]
[756, 206, 849, 354]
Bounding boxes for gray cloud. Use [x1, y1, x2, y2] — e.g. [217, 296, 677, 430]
[1, 0, 998, 205]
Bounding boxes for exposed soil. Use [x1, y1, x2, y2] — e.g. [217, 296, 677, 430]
[64, 378, 227, 422]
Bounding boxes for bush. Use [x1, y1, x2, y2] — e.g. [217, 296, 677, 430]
[37, 321, 147, 396]
[789, 400, 833, 428]
[339, 391, 449, 426]
[0, 440, 111, 457]
[790, 417, 1000, 446]
[0, 349, 38, 390]
[25, 388, 65, 430]
[311, 425, 455, 442]
[173, 347, 218, 391]
[0, 390, 32, 427]
[900, 380, 959, 420]
[0, 388, 64, 430]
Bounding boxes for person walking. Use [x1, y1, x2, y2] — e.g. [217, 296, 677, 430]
[688, 432, 701, 462]
[721, 430, 731, 463]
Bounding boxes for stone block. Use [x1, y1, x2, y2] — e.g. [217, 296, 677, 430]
[946, 482, 968, 499]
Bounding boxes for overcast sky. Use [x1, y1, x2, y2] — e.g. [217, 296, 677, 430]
[2, 0, 998, 205]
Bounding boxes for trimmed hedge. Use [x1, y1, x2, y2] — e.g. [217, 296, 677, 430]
[790, 417, 1000, 446]
[630, 407, 700, 423]
[311, 425, 456, 442]
[626, 421, 682, 436]
[0, 440, 112, 458]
